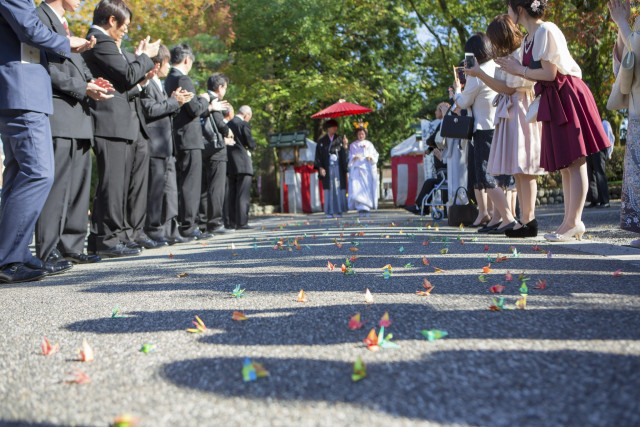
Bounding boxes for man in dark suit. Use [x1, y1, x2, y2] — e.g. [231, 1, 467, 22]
[314, 119, 349, 218]
[226, 105, 257, 230]
[82, 0, 159, 257]
[0, 0, 95, 283]
[141, 44, 194, 244]
[164, 44, 224, 240]
[200, 72, 235, 234]
[34, 0, 113, 272]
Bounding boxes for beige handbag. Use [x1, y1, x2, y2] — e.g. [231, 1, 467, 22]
[525, 95, 540, 124]
[607, 50, 635, 111]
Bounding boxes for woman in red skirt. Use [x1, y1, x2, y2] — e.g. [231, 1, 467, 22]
[496, 0, 611, 242]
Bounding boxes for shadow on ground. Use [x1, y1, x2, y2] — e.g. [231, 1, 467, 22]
[162, 350, 640, 426]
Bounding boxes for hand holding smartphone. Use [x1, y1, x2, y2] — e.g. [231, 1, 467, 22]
[464, 53, 475, 69]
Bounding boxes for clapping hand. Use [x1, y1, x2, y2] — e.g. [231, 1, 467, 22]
[70, 36, 95, 53]
[209, 99, 230, 112]
[86, 80, 114, 101]
[171, 87, 194, 106]
[135, 36, 161, 58]
[608, 0, 631, 26]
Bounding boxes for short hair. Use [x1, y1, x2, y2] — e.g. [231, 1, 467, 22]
[170, 44, 195, 65]
[464, 33, 494, 65]
[92, 0, 132, 27]
[238, 105, 252, 116]
[152, 44, 170, 65]
[324, 119, 339, 129]
[486, 15, 523, 57]
[207, 73, 229, 92]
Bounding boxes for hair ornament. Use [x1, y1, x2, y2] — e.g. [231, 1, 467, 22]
[530, 0, 541, 12]
[352, 121, 369, 129]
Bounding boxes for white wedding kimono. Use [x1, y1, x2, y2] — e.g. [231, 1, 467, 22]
[348, 139, 379, 212]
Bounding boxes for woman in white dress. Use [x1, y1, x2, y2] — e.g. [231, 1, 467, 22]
[348, 123, 379, 215]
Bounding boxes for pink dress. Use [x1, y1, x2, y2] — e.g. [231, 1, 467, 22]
[525, 23, 610, 172]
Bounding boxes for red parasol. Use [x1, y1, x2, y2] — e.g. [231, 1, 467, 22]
[311, 100, 373, 119]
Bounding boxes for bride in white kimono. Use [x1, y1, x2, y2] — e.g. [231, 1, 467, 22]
[348, 123, 379, 214]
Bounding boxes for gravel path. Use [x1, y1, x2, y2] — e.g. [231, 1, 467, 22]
[1, 204, 639, 426]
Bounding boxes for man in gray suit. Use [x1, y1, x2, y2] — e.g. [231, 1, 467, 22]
[35, 0, 113, 272]
[0, 0, 95, 284]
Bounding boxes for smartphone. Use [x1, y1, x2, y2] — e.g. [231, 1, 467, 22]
[465, 52, 475, 69]
[455, 67, 466, 85]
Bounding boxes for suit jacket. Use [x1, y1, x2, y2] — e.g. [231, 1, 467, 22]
[0, 0, 70, 114]
[123, 51, 150, 140]
[226, 116, 256, 175]
[36, 3, 92, 139]
[314, 134, 348, 190]
[81, 27, 154, 141]
[141, 78, 180, 158]
[164, 67, 209, 151]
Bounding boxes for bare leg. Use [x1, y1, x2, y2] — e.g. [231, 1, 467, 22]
[513, 174, 537, 230]
[472, 188, 490, 225]
[510, 190, 517, 218]
[558, 157, 587, 234]
[487, 187, 515, 227]
[557, 168, 571, 234]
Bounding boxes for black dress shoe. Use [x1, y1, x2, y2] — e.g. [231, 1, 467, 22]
[63, 253, 102, 264]
[596, 203, 611, 209]
[505, 219, 538, 238]
[126, 241, 143, 250]
[0, 263, 48, 284]
[167, 235, 193, 245]
[478, 223, 500, 233]
[488, 221, 517, 234]
[134, 235, 159, 249]
[25, 257, 45, 270]
[97, 243, 142, 258]
[236, 225, 253, 230]
[585, 202, 598, 208]
[181, 229, 213, 240]
[43, 249, 73, 275]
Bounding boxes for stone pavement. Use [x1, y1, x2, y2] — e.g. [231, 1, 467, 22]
[1, 204, 639, 426]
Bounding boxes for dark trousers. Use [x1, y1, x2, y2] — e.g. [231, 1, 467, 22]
[35, 137, 91, 260]
[145, 156, 180, 241]
[586, 149, 609, 204]
[227, 173, 252, 228]
[0, 110, 54, 266]
[125, 133, 150, 242]
[89, 137, 135, 251]
[416, 175, 448, 208]
[199, 155, 227, 231]
[176, 148, 202, 235]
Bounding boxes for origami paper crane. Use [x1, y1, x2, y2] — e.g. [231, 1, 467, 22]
[420, 329, 448, 341]
[423, 241, 429, 246]
[297, 289, 308, 302]
[349, 255, 358, 263]
[377, 326, 399, 349]
[532, 245, 541, 252]
[484, 244, 489, 252]
[459, 224, 465, 231]
[404, 263, 414, 268]
[242, 357, 270, 382]
[478, 275, 488, 283]
[232, 285, 246, 298]
[472, 237, 479, 242]
[518, 273, 530, 283]
[351, 357, 367, 382]
[490, 285, 505, 294]
[399, 246, 404, 252]
[111, 414, 140, 427]
[66, 368, 91, 385]
[77, 339, 94, 362]
[187, 315, 207, 333]
[41, 337, 59, 356]
[342, 259, 355, 275]
[534, 279, 547, 290]
[512, 248, 519, 258]
[349, 313, 366, 330]
[111, 306, 122, 318]
[139, 343, 155, 354]
[422, 256, 430, 265]
[433, 267, 446, 273]
[416, 278, 435, 296]
[441, 248, 449, 255]
[490, 297, 505, 311]
[613, 269, 623, 277]
[232, 311, 249, 321]
[363, 328, 379, 351]
[365, 288, 374, 303]
[505, 271, 513, 281]
[350, 247, 359, 252]
[177, 273, 189, 278]
[482, 264, 492, 274]
[519, 283, 528, 295]
[547, 251, 552, 259]
[516, 295, 527, 309]
[169, 253, 174, 259]
[379, 312, 392, 327]
[327, 261, 335, 271]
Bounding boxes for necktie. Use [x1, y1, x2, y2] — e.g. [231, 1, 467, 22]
[62, 20, 70, 37]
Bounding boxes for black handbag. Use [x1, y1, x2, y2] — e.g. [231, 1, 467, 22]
[201, 114, 225, 151]
[447, 186, 478, 226]
[440, 104, 474, 140]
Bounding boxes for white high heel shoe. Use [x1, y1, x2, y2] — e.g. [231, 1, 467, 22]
[545, 223, 586, 242]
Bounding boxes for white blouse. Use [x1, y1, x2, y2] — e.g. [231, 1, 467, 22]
[454, 59, 498, 131]
[531, 22, 581, 78]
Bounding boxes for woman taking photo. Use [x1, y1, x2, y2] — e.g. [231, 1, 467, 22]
[496, 0, 611, 242]
[609, 0, 640, 248]
[465, 14, 545, 237]
[453, 33, 515, 233]
[347, 123, 379, 216]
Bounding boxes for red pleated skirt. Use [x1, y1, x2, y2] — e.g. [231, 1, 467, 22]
[535, 74, 611, 172]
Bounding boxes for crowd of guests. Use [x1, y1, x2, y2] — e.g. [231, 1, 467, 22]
[410, 0, 639, 249]
[0, 0, 256, 284]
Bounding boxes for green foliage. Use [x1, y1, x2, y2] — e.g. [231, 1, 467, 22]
[606, 145, 626, 182]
